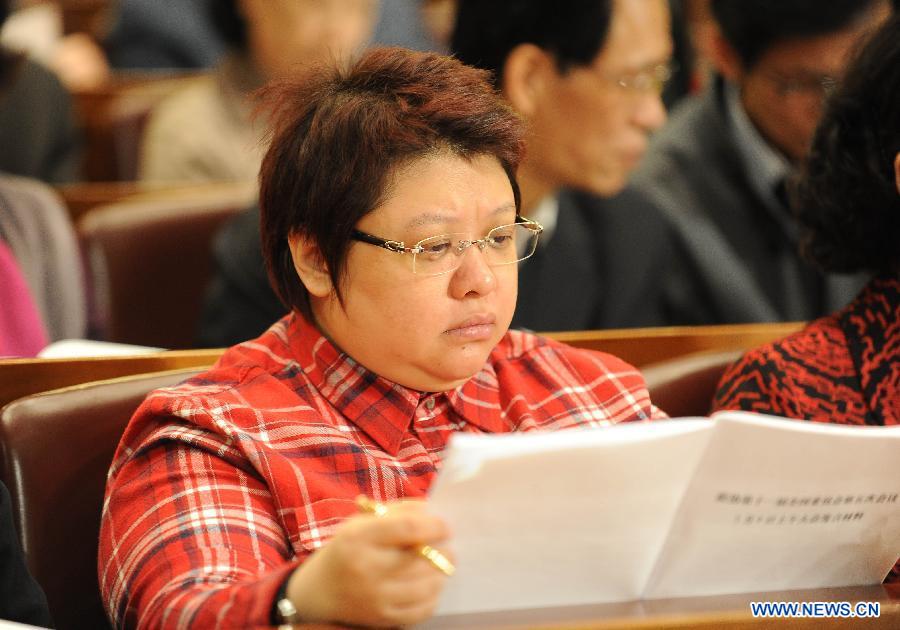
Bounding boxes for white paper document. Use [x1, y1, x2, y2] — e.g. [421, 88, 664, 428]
[428, 412, 900, 616]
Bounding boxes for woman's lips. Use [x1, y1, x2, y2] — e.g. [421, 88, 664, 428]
[445, 314, 496, 339]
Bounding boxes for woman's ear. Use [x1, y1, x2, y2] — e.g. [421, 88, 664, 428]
[287, 232, 332, 297]
[501, 43, 557, 118]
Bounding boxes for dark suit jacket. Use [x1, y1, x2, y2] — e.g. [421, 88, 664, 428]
[630, 77, 864, 324]
[0, 58, 81, 183]
[197, 205, 286, 348]
[513, 187, 687, 332]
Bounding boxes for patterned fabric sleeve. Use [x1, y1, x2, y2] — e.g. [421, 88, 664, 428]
[712, 314, 876, 425]
[98, 438, 297, 629]
[712, 345, 803, 418]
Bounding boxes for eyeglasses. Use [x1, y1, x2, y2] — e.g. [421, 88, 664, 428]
[608, 62, 677, 94]
[351, 216, 544, 277]
[764, 72, 838, 99]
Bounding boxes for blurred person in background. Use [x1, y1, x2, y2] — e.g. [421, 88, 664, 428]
[0, 0, 81, 182]
[139, 0, 378, 183]
[0, 0, 111, 91]
[452, 0, 693, 333]
[630, 0, 892, 325]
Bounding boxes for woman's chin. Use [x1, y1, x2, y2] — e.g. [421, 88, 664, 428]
[438, 357, 493, 388]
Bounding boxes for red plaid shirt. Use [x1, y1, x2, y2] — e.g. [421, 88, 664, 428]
[99, 313, 665, 629]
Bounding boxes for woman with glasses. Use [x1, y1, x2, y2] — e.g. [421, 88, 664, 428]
[98, 47, 665, 629]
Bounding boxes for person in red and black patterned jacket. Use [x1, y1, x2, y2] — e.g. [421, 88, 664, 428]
[98, 47, 666, 629]
[714, 15, 900, 582]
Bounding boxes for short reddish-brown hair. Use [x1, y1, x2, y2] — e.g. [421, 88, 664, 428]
[258, 46, 525, 321]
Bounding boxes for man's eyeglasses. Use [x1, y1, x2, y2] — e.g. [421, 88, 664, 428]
[764, 72, 839, 99]
[609, 62, 677, 94]
[351, 216, 544, 277]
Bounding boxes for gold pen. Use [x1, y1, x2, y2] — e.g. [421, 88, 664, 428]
[355, 495, 455, 576]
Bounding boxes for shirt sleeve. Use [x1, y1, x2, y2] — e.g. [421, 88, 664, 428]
[98, 439, 299, 629]
[711, 346, 800, 417]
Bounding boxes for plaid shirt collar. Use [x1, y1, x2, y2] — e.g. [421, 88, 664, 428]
[285, 313, 507, 455]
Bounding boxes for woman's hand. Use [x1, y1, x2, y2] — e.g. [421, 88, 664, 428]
[286, 500, 452, 627]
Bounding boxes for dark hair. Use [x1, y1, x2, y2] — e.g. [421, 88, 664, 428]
[710, 0, 887, 69]
[258, 47, 525, 321]
[451, 0, 612, 87]
[209, 0, 247, 52]
[790, 15, 900, 273]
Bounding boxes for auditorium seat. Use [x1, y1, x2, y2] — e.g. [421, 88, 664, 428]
[77, 186, 254, 349]
[0, 367, 203, 630]
[72, 72, 205, 181]
[643, 350, 743, 417]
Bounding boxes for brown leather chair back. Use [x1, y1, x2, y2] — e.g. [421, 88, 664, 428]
[77, 190, 252, 349]
[0, 368, 204, 630]
[643, 350, 743, 417]
[73, 73, 205, 181]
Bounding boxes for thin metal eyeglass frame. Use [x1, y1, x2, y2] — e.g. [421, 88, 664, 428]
[611, 61, 678, 94]
[350, 215, 544, 275]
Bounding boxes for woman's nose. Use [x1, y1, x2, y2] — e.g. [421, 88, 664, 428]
[448, 244, 497, 298]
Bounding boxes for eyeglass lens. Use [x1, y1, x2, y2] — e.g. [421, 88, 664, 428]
[412, 223, 540, 276]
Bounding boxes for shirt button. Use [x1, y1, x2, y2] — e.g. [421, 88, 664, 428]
[425, 398, 435, 411]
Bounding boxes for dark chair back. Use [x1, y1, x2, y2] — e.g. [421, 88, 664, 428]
[77, 190, 252, 348]
[0, 368, 203, 630]
[643, 350, 743, 417]
[73, 73, 204, 181]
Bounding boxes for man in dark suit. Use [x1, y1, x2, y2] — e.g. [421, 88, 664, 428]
[452, 0, 688, 332]
[630, 0, 891, 324]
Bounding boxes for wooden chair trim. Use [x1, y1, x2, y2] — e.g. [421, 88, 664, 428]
[56, 179, 256, 222]
[545, 321, 804, 367]
[0, 349, 223, 411]
[0, 322, 804, 412]
[5, 365, 206, 403]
